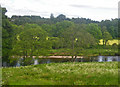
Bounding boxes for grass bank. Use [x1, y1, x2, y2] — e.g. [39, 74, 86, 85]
[49, 48, 118, 56]
[99, 39, 119, 45]
[2, 62, 118, 85]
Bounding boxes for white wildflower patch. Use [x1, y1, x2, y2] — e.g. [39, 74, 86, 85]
[32, 68, 42, 73]
[45, 62, 118, 75]
[74, 80, 84, 85]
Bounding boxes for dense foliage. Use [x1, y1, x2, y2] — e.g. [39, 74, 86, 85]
[10, 14, 119, 39]
[2, 7, 119, 65]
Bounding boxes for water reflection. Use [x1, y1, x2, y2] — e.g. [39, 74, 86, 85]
[98, 56, 103, 62]
[34, 59, 39, 65]
[107, 56, 113, 62]
[47, 59, 50, 64]
[98, 56, 118, 62]
[33, 56, 119, 65]
[16, 61, 20, 67]
[16, 56, 120, 66]
[2, 56, 120, 67]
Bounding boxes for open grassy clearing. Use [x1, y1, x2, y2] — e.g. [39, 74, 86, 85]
[2, 62, 118, 85]
[99, 39, 119, 45]
[49, 48, 118, 56]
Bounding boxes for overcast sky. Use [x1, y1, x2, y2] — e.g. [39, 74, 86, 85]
[0, 0, 119, 21]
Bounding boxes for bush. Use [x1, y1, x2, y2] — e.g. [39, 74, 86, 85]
[112, 43, 118, 49]
[22, 57, 34, 66]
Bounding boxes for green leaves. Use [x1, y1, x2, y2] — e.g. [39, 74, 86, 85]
[102, 31, 113, 46]
[86, 23, 102, 40]
[61, 24, 96, 58]
[12, 24, 51, 58]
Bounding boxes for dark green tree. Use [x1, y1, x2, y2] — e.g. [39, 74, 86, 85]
[103, 32, 112, 46]
[12, 24, 51, 59]
[86, 23, 102, 40]
[101, 26, 112, 45]
[2, 7, 15, 65]
[54, 20, 74, 37]
[61, 24, 96, 61]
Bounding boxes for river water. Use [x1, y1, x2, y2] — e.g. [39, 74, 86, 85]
[2, 56, 120, 67]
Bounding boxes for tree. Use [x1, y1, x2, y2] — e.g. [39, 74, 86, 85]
[50, 13, 54, 19]
[2, 7, 15, 65]
[103, 32, 112, 46]
[54, 20, 74, 37]
[41, 24, 55, 37]
[86, 23, 102, 40]
[12, 24, 51, 59]
[61, 24, 96, 61]
[56, 14, 66, 21]
[0, 6, 1, 62]
[48, 37, 63, 49]
[99, 19, 118, 39]
[101, 26, 112, 45]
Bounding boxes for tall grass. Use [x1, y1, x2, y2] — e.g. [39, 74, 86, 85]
[2, 62, 118, 85]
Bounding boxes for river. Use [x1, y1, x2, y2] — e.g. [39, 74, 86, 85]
[2, 56, 120, 67]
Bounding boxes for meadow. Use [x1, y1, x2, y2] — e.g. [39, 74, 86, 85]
[49, 48, 118, 56]
[99, 39, 119, 45]
[2, 62, 118, 85]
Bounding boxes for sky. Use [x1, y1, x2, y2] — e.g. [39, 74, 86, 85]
[0, 0, 119, 21]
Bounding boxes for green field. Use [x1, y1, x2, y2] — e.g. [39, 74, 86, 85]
[99, 39, 119, 45]
[49, 48, 118, 56]
[2, 62, 118, 85]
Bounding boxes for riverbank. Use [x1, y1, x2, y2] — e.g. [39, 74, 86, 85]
[49, 48, 118, 56]
[2, 62, 118, 85]
[10, 48, 119, 59]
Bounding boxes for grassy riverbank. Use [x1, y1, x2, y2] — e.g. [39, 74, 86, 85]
[2, 62, 118, 85]
[49, 48, 118, 56]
